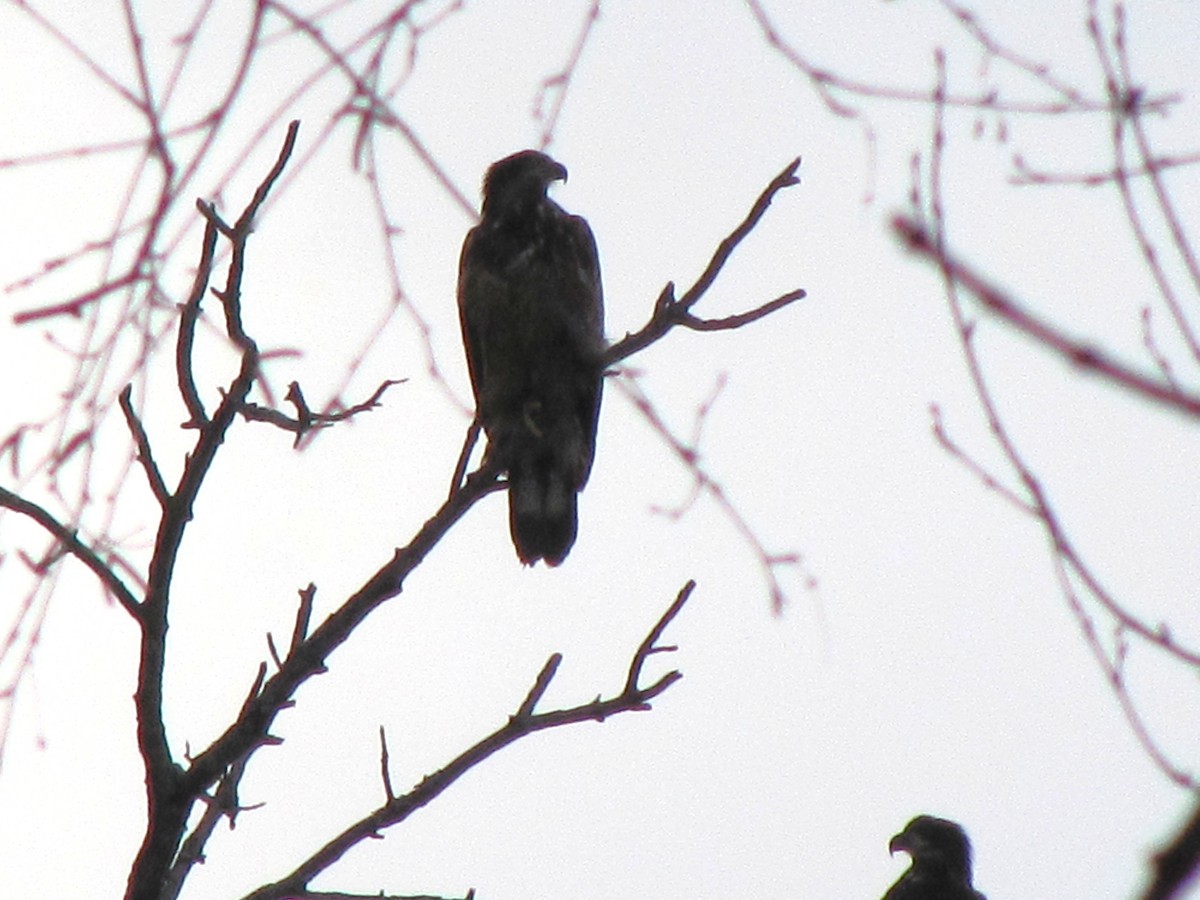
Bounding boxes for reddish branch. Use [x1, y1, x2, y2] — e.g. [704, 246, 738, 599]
[746, 0, 1179, 117]
[533, 0, 602, 150]
[12, 271, 145, 324]
[1010, 151, 1200, 187]
[894, 215, 1200, 420]
[1087, 4, 1200, 365]
[265, 0, 475, 219]
[615, 375, 804, 615]
[900, 33, 1200, 808]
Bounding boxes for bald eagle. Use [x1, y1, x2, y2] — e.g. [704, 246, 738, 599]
[457, 150, 605, 566]
[883, 815, 987, 900]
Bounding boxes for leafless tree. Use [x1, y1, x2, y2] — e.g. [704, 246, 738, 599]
[9, 1, 1195, 896]
[747, 1, 1200, 895]
[0, 3, 803, 897]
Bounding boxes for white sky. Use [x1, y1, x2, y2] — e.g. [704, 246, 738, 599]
[1, 1, 1199, 898]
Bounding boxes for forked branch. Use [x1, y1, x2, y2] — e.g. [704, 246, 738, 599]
[239, 583, 692, 900]
[605, 157, 806, 366]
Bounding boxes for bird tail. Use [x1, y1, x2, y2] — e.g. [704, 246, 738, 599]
[507, 464, 578, 567]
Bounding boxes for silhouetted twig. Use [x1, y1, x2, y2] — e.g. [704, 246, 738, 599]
[605, 157, 806, 366]
[239, 583, 690, 900]
[0, 486, 140, 616]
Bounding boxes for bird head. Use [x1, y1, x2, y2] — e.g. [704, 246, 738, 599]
[889, 814, 975, 880]
[481, 150, 568, 216]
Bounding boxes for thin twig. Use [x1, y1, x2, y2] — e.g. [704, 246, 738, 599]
[615, 374, 804, 613]
[239, 585, 690, 900]
[237, 379, 405, 446]
[119, 386, 169, 507]
[379, 726, 395, 801]
[624, 581, 693, 695]
[176, 207, 219, 428]
[515, 653, 563, 720]
[533, 0, 602, 149]
[0, 486, 141, 617]
[290, 584, 316, 658]
[605, 157, 804, 366]
[448, 420, 481, 498]
[929, 405, 1035, 517]
[12, 270, 144, 325]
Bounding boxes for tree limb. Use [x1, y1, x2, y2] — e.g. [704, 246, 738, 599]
[605, 157, 805, 366]
[0, 486, 141, 617]
[893, 214, 1200, 419]
[119, 386, 169, 508]
[239, 584, 691, 900]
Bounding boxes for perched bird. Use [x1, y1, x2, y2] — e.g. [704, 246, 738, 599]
[457, 150, 605, 566]
[883, 815, 987, 900]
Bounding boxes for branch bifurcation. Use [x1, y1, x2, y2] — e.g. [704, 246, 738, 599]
[239, 582, 693, 900]
[604, 157, 806, 366]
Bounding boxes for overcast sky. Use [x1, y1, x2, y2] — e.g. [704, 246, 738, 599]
[2, 2, 1199, 898]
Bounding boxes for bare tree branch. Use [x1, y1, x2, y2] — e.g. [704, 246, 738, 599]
[677, 289, 807, 332]
[379, 726, 395, 802]
[12, 271, 145, 325]
[903, 37, 1200, 807]
[614, 375, 806, 614]
[1010, 150, 1200, 187]
[289, 583, 316, 659]
[448, 419, 482, 498]
[238, 379, 405, 446]
[176, 208, 219, 429]
[119, 386, 169, 508]
[893, 215, 1200, 420]
[0, 486, 141, 617]
[747, 0, 1179, 117]
[264, 0, 475, 218]
[239, 585, 691, 900]
[164, 666, 270, 896]
[605, 157, 805, 366]
[533, 0, 602, 150]
[180, 461, 504, 797]
[1086, 5, 1200, 366]
[126, 123, 303, 900]
[624, 580, 692, 695]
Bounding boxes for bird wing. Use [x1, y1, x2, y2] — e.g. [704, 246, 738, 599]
[456, 223, 491, 405]
[561, 212, 605, 484]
